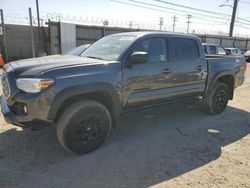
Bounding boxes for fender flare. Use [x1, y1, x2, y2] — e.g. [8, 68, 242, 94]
[204, 71, 235, 101]
[48, 83, 122, 123]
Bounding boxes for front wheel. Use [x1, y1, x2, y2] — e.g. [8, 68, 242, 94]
[203, 82, 229, 114]
[56, 100, 112, 154]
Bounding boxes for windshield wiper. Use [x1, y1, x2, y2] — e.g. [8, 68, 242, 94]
[83, 56, 104, 60]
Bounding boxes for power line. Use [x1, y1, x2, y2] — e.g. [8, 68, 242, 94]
[132, 0, 250, 25]
[111, 0, 229, 25]
[115, 0, 236, 24]
[235, 24, 250, 30]
[240, 0, 250, 4]
[154, 0, 230, 17]
[129, 0, 229, 21]
[111, 0, 186, 16]
[155, 0, 250, 24]
[111, 0, 250, 27]
[128, 0, 250, 25]
[192, 22, 229, 26]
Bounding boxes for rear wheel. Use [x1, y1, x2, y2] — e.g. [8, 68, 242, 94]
[204, 82, 229, 114]
[57, 100, 112, 154]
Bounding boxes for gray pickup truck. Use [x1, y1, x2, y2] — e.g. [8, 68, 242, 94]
[1, 32, 247, 154]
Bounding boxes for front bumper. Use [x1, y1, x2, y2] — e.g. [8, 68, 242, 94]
[1, 95, 52, 128]
[1, 95, 27, 127]
[1, 96, 31, 127]
[1, 66, 54, 129]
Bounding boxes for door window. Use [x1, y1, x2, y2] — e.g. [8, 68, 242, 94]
[133, 38, 168, 63]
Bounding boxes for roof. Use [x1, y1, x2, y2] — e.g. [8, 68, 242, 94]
[110, 31, 199, 39]
[202, 43, 223, 46]
[225, 47, 240, 50]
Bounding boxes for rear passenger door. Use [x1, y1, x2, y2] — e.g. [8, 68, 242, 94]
[172, 37, 207, 98]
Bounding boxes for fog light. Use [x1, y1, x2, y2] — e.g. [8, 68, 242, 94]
[24, 105, 28, 114]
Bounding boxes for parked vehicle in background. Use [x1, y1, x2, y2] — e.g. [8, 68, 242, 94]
[225, 48, 242, 56]
[203, 43, 228, 55]
[1, 32, 247, 154]
[244, 50, 250, 62]
[65, 44, 91, 56]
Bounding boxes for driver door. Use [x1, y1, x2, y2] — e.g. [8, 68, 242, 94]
[122, 37, 177, 109]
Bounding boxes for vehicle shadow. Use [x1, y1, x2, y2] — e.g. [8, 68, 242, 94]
[0, 104, 249, 187]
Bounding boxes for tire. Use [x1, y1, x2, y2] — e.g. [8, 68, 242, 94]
[203, 82, 229, 115]
[57, 100, 112, 154]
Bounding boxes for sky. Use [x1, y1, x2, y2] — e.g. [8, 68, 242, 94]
[1, 0, 250, 37]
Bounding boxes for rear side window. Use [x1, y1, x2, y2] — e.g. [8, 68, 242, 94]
[173, 38, 199, 61]
[209, 46, 217, 54]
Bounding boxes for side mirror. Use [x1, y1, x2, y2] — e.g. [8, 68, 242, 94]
[225, 50, 231, 55]
[126, 52, 148, 67]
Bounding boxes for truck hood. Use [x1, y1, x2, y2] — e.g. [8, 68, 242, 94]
[8, 55, 110, 77]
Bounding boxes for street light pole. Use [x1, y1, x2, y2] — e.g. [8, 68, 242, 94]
[29, 8, 35, 58]
[0, 9, 8, 62]
[36, 0, 41, 51]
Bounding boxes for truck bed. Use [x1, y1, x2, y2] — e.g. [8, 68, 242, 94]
[206, 55, 246, 89]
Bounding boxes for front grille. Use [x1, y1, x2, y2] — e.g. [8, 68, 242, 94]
[1, 71, 11, 99]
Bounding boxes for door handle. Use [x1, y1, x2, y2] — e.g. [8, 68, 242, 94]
[196, 65, 204, 71]
[162, 68, 172, 74]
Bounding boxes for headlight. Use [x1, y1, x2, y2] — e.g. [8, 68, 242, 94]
[16, 78, 55, 93]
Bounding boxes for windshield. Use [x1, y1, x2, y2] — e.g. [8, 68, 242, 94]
[65, 44, 90, 56]
[81, 35, 137, 61]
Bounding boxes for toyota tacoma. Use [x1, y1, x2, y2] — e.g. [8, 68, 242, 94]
[1, 32, 247, 154]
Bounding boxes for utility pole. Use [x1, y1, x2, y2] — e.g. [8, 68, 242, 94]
[129, 21, 133, 29]
[36, 0, 41, 52]
[159, 17, 164, 31]
[229, 0, 238, 37]
[0, 9, 8, 63]
[172, 15, 177, 32]
[29, 8, 35, 58]
[186, 14, 192, 34]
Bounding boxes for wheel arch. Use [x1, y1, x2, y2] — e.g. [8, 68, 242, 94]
[217, 74, 234, 100]
[48, 83, 122, 128]
[205, 72, 235, 101]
